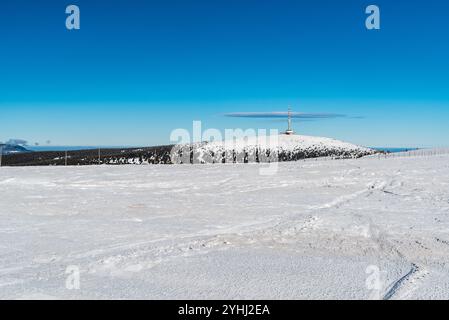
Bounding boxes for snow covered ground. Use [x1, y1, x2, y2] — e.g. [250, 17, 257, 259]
[1, 153, 449, 299]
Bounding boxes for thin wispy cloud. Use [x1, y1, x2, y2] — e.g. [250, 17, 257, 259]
[5, 139, 28, 146]
[224, 112, 348, 119]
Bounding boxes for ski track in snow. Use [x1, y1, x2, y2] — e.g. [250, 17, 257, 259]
[1, 154, 449, 299]
[383, 264, 430, 300]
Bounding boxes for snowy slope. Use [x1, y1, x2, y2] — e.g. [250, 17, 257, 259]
[185, 134, 375, 164]
[1, 153, 449, 299]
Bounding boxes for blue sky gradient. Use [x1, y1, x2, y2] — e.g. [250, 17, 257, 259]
[1, 0, 448, 147]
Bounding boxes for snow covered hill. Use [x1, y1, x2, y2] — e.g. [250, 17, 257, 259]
[178, 134, 376, 164]
[0, 143, 31, 155]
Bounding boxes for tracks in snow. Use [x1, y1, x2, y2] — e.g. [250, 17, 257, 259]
[312, 180, 390, 210]
[81, 178, 404, 279]
[383, 264, 429, 300]
[84, 214, 322, 277]
[311, 176, 434, 300]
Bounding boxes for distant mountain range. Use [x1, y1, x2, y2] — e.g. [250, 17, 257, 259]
[0, 144, 31, 155]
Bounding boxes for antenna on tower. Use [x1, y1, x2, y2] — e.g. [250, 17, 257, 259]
[285, 106, 294, 135]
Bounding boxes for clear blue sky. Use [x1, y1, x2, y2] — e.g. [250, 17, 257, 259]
[1, 0, 448, 147]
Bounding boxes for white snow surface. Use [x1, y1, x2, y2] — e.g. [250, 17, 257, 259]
[1, 153, 449, 299]
[202, 134, 372, 152]
[191, 134, 374, 159]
